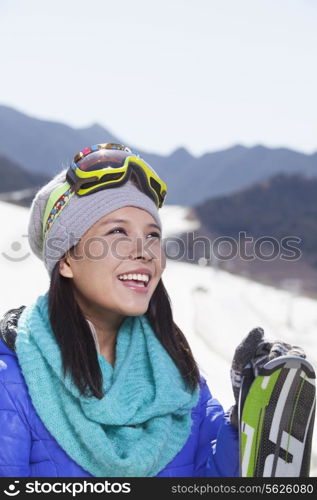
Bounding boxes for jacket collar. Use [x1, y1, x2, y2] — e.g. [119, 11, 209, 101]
[0, 306, 25, 352]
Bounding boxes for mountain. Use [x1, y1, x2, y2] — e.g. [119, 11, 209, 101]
[0, 105, 120, 177]
[195, 173, 317, 257]
[0, 105, 316, 205]
[149, 144, 317, 205]
[0, 154, 49, 193]
[191, 174, 317, 296]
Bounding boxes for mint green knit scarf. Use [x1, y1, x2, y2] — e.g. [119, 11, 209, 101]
[16, 293, 199, 477]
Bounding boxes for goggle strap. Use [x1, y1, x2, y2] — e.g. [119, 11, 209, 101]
[42, 181, 74, 237]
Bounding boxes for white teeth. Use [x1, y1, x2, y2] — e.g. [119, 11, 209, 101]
[118, 273, 150, 283]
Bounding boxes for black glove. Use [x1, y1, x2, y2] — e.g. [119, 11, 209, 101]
[229, 327, 306, 428]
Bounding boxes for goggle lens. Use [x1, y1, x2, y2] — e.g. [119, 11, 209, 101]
[75, 149, 131, 172]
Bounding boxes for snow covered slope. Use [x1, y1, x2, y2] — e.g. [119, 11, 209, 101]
[0, 200, 316, 474]
[0, 201, 50, 311]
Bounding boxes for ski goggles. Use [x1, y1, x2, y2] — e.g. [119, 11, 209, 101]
[42, 143, 167, 238]
[66, 143, 167, 209]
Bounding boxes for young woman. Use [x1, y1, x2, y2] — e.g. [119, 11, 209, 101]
[0, 143, 303, 477]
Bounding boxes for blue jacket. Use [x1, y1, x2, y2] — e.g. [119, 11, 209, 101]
[0, 308, 239, 477]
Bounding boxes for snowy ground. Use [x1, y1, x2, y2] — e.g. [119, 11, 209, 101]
[0, 200, 316, 475]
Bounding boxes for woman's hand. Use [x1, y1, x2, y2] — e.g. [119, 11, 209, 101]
[229, 327, 306, 428]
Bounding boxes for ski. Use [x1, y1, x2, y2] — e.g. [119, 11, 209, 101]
[239, 355, 316, 477]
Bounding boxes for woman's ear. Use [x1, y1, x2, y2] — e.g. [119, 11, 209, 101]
[59, 252, 74, 278]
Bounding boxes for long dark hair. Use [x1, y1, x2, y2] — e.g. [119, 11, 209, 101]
[48, 264, 201, 399]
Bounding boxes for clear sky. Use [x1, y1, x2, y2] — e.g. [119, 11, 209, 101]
[0, 0, 316, 156]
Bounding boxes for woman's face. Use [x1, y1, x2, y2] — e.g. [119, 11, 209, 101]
[59, 206, 166, 321]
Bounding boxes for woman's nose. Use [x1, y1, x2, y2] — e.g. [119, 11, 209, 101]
[128, 236, 153, 261]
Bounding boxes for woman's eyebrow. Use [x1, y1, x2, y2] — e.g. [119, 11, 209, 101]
[98, 219, 161, 231]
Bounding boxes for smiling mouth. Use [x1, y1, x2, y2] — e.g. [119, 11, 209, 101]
[117, 275, 150, 288]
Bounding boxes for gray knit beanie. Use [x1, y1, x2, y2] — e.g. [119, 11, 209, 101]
[28, 169, 162, 276]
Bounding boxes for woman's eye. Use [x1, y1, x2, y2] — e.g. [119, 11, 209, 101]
[107, 228, 161, 238]
[148, 232, 161, 239]
[108, 227, 126, 235]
